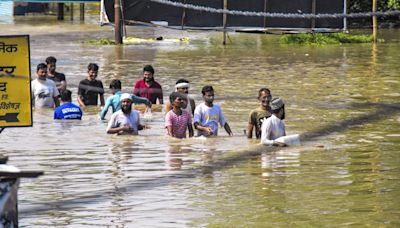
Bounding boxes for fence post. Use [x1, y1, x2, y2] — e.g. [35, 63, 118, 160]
[223, 0, 228, 45]
[372, 0, 377, 42]
[115, 0, 123, 44]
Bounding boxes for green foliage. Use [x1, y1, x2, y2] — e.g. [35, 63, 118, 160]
[388, 0, 400, 9]
[280, 33, 384, 45]
[83, 38, 115, 45]
[348, 0, 400, 12]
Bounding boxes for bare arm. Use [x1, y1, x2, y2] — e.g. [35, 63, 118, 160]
[188, 124, 194, 137]
[224, 122, 233, 136]
[77, 95, 86, 108]
[107, 125, 133, 134]
[190, 99, 195, 115]
[246, 123, 254, 138]
[100, 94, 105, 106]
[166, 125, 173, 137]
[194, 122, 213, 136]
[53, 97, 60, 108]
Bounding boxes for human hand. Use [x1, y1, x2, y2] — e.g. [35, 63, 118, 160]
[122, 124, 134, 132]
[205, 127, 213, 136]
[273, 141, 286, 147]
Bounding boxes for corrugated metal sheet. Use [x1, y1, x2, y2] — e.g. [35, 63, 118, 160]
[0, 1, 13, 16]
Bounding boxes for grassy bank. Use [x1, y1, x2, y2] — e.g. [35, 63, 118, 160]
[280, 33, 384, 44]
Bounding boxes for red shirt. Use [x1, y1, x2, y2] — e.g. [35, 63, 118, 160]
[133, 79, 163, 104]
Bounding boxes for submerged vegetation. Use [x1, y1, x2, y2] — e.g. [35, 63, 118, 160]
[280, 33, 384, 44]
[83, 38, 116, 45]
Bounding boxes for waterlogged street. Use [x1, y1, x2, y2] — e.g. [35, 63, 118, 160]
[0, 15, 399, 227]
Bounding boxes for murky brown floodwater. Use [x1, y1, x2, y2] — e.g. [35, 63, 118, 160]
[1, 13, 399, 227]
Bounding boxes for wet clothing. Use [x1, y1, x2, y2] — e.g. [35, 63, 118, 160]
[47, 72, 66, 92]
[54, 102, 82, 120]
[260, 115, 286, 145]
[133, 79, 163, 104]
[193, 103, 226, 136]
[248, 107, 271, 139]
[106, 110, 141, 135]
[99, 91, 150, 120]
[165, 110, 192, 139]
[78, 79, 104, 105]
[31, 78, 59, 108]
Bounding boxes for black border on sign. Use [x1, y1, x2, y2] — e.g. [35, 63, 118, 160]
[0, 34, 33, 129]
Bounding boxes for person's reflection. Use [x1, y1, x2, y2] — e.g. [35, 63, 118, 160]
[165, 143, 185, 170]
[109, 139, 139, 225]
[261, 148, 300, 181]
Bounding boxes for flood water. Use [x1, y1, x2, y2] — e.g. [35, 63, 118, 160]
[1, 15, 400, 227]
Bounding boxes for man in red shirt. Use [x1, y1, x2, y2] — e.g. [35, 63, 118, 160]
[133, 65, 163, 104]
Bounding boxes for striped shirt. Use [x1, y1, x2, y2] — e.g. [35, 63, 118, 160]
[165, 110, 192, 138]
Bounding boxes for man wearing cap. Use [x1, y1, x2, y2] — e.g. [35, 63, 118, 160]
[165, 79, 196, 116]
[260, 97, 286, 146]
[133, 65, 163, 104]
[106, 93, 145, 135]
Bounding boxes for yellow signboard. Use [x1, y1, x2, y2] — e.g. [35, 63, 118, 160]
[0, 35, 32, 127]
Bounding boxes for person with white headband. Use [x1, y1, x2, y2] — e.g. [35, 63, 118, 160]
[165, 79, 196, 116]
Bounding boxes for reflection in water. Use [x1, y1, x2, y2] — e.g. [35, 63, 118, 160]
[0, 18, 399, 227]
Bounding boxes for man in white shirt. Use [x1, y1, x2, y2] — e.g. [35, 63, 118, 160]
[31, 63, 60, 108]
[106, 93, 145, 135]
[260, 97, 286, 146]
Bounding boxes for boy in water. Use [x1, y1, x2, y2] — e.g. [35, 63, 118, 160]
[54, 89, 82, 120]
[193, 85, 233, 137]
[100, 79, 151, 120]
[246, 88, 272, 139]
[77, 63, 105, 107]
[165, 92, 194, 139]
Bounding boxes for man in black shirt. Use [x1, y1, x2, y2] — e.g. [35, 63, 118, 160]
[77, 63, 105, 107]
[46, 56, 66, 93]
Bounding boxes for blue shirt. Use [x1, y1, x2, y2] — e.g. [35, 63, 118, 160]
[99, 91, 150, 120]
[54, 102, 83, 120]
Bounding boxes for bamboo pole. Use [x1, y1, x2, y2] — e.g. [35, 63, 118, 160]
[311, 0, 316, 31]
[222, 0, 227, 45]
[57, 3, 64, 20]
[70, 3, 74, 21]
[80, 3, 85, 21]
[372, 0, 377, 42]
[114, 0, 123, 44]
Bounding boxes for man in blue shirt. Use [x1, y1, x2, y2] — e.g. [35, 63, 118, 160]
[54, 89, 83, 120]
[99, 79, 151, 120]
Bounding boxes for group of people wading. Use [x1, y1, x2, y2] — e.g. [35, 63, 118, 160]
[31, 57, 289, 146]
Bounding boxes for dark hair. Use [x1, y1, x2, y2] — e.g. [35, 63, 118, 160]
[60, 89, 72, 102]
[176, 79, 189, 84]
[88, 63, 99, 71]
[45, 56, 57, 64]
[36, 63, 47, 72]
[258, 88, 271, 98]
[109, 79, 122, 89]
[169, 92, 185, 104]
[201, 85, 214, 95]
[143, 65, 154, 74]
